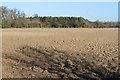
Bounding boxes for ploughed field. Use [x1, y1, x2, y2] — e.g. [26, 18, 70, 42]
[2, 28, 119, 79]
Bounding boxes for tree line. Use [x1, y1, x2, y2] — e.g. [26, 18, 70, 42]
[1, 6, 119, 28]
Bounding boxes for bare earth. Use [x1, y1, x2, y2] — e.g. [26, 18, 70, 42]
[2, 28, 119, 79]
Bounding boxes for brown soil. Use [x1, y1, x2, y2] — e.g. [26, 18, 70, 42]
[2, 28, 119, 79]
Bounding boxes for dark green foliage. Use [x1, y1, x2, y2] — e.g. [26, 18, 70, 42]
[1, 6, 119, 28]
[27, 16, 91, 28]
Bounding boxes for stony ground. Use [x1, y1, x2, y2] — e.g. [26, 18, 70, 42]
[2, 28, 119, 79]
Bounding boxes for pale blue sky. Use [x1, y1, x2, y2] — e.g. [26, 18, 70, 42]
[2, 2, 118, 21]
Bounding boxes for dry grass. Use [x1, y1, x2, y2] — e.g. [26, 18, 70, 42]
[2, 28, 119, 79]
